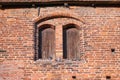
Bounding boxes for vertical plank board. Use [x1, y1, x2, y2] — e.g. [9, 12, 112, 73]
[63, 27, 80, 59]
[39, 27, 55, 59]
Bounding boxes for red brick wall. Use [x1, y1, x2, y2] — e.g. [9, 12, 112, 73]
[0, 6, 120, 80]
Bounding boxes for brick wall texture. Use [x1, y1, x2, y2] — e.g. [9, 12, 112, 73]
[0, 6, 120, 80]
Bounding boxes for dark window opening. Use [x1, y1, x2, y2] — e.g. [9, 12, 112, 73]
[38, 25, 55, 59]
[63, 24, 80, 59]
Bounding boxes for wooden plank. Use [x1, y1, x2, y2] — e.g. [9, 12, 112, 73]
[63, 27, 80, 59]
[39, 27, 55, 59]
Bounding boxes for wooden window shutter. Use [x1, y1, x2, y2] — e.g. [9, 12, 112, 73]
[63, 26, 80, 59]
[38, 26, 55, 59]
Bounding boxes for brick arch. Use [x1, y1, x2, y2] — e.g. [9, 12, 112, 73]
[34, 11, 85, 24]
[63, 23, 81, 30]
[38, 24, 55, 30]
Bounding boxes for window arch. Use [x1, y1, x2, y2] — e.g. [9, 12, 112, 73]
[38, 24, 55, 59]
[63, 24, 80, 59]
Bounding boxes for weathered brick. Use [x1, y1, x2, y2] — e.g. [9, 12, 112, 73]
[0, 2, 120, 80]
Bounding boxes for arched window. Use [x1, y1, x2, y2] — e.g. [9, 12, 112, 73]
[63, 24, 80, 59]
[38, 24, 55, 59]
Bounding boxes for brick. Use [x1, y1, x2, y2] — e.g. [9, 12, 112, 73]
[0, 4, 120, 80]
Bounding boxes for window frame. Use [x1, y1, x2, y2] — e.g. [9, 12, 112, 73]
[63, 24, 81, 60]
[35, 24, 55, 60]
